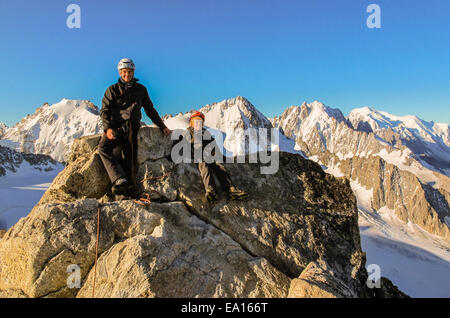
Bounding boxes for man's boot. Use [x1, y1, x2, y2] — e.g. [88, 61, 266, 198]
[112, 178, 130, 196]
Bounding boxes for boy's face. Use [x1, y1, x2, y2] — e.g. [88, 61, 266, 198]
[191, 118, 204, 131]
[119, 68, 134, 82]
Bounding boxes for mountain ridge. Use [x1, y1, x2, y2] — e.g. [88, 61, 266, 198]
[271, 100, 450, 240]
[1, 96, 449, 240]
[0, 99, 102, 162]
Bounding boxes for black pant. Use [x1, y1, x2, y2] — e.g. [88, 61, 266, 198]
[197, 162, 232, 193]
[98, 131, 138, 185]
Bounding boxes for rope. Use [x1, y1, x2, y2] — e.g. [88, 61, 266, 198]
[92, 206, 101, 298]
[133, 192, 152, 206]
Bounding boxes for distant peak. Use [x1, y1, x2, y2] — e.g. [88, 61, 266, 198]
[361, 106, 374, 112]
[228, 96, 255, 108]
[234, 95, 250, 103]
[203, 96, 256, 112]
[310, 100, 326, 109]
[351, 106, 376, 114]
[59, 98, 69, 103]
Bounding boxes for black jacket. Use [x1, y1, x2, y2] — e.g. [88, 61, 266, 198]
[100, 78, 167, 133]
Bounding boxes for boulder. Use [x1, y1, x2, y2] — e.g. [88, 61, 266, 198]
[0, 198, 288, 298]
[77, 201, 289, 298]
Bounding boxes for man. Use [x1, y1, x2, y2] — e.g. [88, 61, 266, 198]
[99, 58, 171, 196]
[176, 111, 248, 202]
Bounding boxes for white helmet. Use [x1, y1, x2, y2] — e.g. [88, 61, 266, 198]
[117, 58, 135, 70]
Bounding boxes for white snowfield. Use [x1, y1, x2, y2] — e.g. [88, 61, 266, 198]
[0, 161, 63, 229]
[346, 179, 450, 297]
[0, 96, 449, 297]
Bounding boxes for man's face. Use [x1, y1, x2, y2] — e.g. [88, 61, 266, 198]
[191, 118, 204, 131]
[119, 68, 134, 82]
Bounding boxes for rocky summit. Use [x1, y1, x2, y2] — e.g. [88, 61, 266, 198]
[0, 126, 407, 298]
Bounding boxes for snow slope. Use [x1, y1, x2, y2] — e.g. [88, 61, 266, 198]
[0, 161, 63, 229]
[348, 177, 450, 297]
[359, 204, 450, 297]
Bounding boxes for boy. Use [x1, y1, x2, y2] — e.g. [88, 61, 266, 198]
[177, 111, 248, 202]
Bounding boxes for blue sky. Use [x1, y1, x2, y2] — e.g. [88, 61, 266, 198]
[0, 0, 449, 126]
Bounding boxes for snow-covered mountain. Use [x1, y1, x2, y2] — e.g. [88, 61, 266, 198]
[271, 101, 450, 240]
[164, 96, 272, 131]
[163, 96, 297, 155]
[270, 101, 450, 189]
[270, 100, 450, 296]
[349, 106, 450, 146]
[349, 106, 450, 176]
[163, 97, 449, 240]
[0, 99, 102, 162]
[2, 97, 448, 240]
[0, 145, 60, 178]
[271, 101, 348, 139]
[272, 101, 450, 178]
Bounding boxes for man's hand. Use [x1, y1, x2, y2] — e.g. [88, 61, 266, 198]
[106, 128, 116, 140]
[162, 127, 172, 137]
